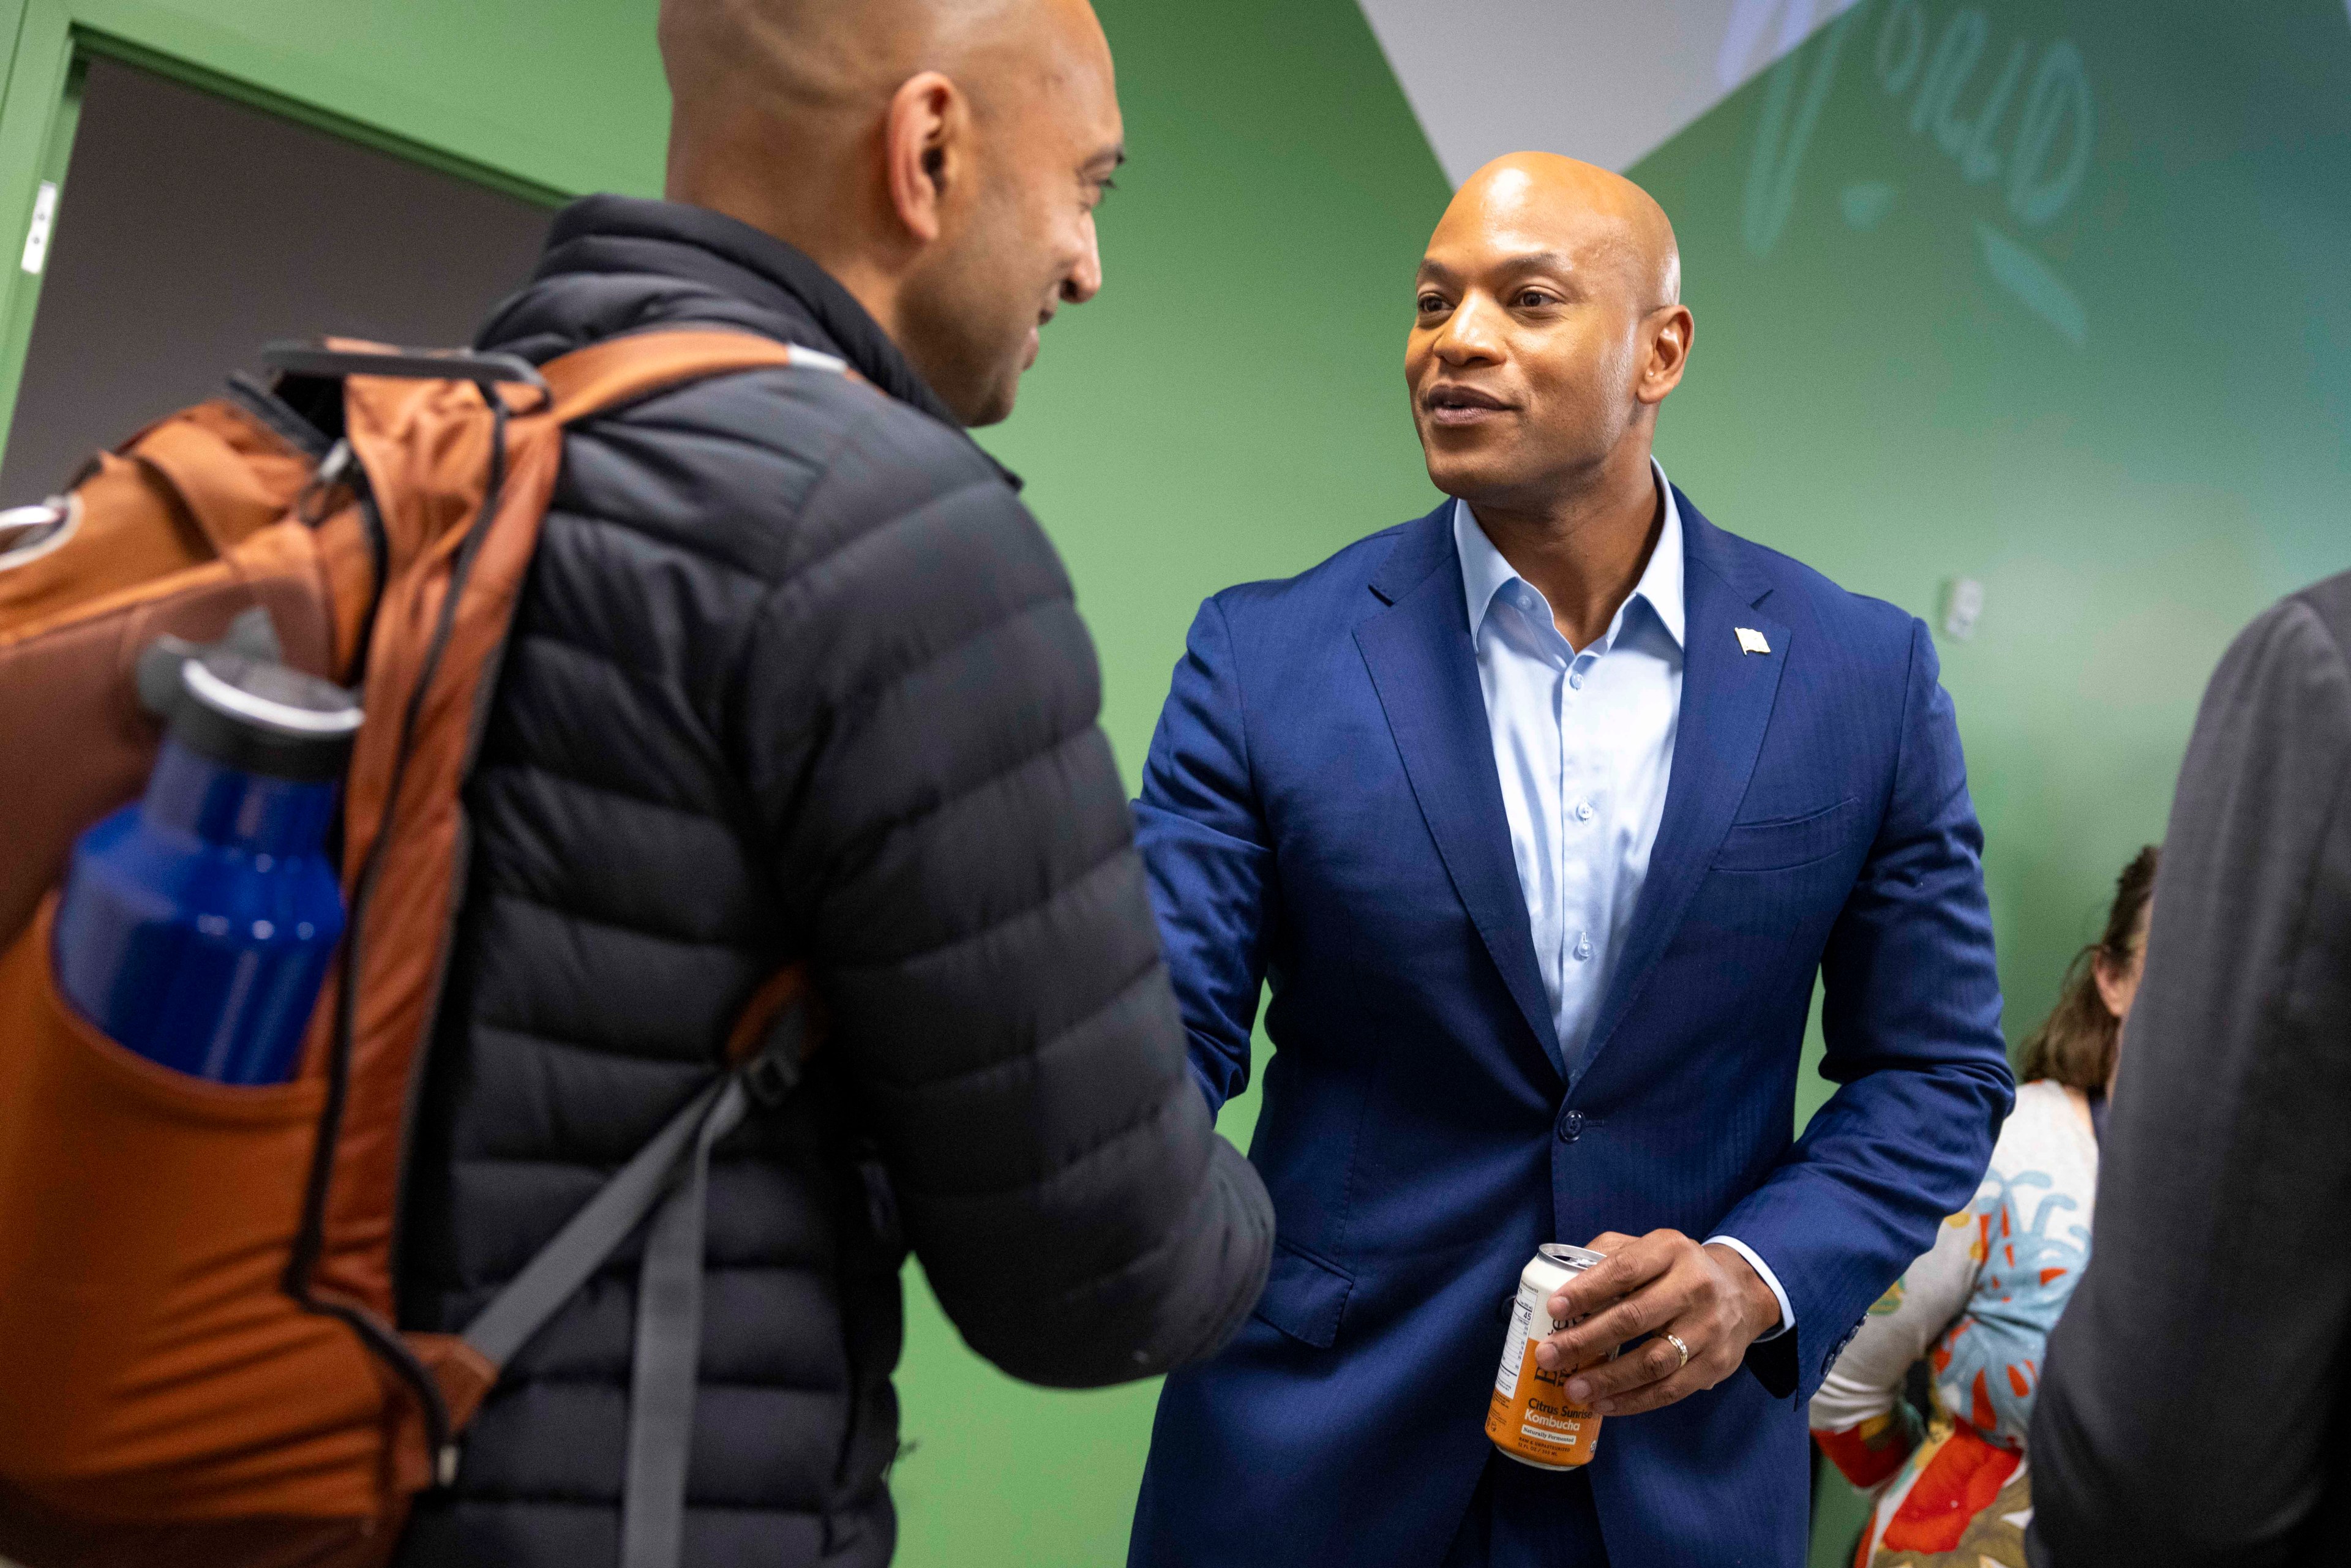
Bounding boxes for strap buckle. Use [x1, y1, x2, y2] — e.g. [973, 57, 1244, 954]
[743, 1048, 801, 1108]
[738, 1000, 809, 1108]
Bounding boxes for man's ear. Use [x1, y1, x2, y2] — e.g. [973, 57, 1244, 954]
[883, 70, 969, 245]
[1638, 304, 1695, 405]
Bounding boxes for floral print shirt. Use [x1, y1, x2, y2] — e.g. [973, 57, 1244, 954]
[1810, 1079, 2099, 1566]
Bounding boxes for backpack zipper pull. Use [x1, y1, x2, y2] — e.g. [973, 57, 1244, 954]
[295, 438, 356, 524]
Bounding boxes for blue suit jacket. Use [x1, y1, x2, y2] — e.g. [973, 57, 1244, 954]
[1127, 493, 2012, 1567]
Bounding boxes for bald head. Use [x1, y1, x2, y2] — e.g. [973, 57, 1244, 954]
[1406, 151, 1694, 523]
[659, 0, 1123, 424]
[662, 0, 1038, 146]
[1444, 153, 1681, 312]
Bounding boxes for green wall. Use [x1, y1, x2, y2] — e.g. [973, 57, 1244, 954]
[1629, 0, 2351, 1063]
[1613, 2, 2351, 1558]
[0, 0, 667, 197]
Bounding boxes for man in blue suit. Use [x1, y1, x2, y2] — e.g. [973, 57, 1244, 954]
[1127, 153, 2012, 1566]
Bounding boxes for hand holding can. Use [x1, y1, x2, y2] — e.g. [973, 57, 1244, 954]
[1485, 1244, 1617, 1469]
[1537, 1230, 1784, 1417]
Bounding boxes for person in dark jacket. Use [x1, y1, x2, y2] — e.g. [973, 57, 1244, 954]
[2027, 569, 2351, 1567]
[394, 1, 1274, 1562]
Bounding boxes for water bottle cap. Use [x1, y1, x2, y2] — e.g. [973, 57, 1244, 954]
[171, 652, 362, 781]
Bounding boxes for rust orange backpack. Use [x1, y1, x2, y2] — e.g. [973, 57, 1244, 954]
[0, 332, 831, 1568]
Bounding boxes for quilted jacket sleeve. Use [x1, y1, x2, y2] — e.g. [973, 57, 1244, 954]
[727, 396, 1272, 1387]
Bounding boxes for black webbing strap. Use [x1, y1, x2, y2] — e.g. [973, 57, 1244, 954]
[457, 1004, 810, 1567]
[617, 1068, 747, 1568]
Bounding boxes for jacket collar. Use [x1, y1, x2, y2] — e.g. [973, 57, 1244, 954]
[500, 195, 1020, 487]
[1367, 498, 1462, 607]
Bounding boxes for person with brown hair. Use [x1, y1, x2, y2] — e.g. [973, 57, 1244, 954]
[2016, 845, 2158, 1128]
[1809, 846, 2156, 1566]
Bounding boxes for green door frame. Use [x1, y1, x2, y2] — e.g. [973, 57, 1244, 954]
[0, 0, 579, 473]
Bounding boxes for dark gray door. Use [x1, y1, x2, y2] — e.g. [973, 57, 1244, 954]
[1, 57, 553, 501]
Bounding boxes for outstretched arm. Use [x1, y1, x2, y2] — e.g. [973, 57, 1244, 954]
[739, 421, 1271, 1387]
[1133, 596, 1280, 1120]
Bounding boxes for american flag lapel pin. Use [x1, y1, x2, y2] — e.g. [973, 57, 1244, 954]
[1735, 627, 1771, 656]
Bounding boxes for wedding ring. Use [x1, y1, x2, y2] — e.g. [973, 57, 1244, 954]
[1662, 1331, 1692, 1371]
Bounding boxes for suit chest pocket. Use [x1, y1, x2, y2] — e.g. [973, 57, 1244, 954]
[1712, 796, 1863, 874]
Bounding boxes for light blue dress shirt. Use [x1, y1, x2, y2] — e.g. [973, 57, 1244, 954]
[1453, 460, 1794, 1337]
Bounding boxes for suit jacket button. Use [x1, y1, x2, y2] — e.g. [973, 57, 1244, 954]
[1556, 1109, 1584, 1143]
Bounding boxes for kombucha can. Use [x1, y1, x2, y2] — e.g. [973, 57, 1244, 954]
[1485, 1243, 1614, 1469]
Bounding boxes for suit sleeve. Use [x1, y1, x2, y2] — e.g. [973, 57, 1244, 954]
[732, 422, 1271, 1388]
[2028, 588, 2351, 1567]
[1133, 596, 1280, 1117]
[1714, 617, 2014, 1401]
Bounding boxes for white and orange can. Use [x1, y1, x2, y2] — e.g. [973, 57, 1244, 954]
[1485, 1244, 1616, 1470]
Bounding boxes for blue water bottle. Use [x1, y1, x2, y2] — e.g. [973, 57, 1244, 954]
[54, 650, 362, 1084]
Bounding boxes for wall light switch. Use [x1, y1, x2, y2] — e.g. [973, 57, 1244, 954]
[1941, 577, 1985, 640]
[20, 181, 58, 276]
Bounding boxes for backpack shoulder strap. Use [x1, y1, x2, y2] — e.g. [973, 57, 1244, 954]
[441, 328, 839, 1385]
[324, 329, 847, 1554]
[539, 329, 850, 428]
[291, 329, 848, 1491]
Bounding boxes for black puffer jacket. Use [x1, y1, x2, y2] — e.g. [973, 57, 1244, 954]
[394, 196, 1272, 1567]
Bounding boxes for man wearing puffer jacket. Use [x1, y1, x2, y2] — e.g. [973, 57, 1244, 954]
[392, 0, 1273, 1562]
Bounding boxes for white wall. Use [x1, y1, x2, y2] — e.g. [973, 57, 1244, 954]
[1355, 0, 1861, 181]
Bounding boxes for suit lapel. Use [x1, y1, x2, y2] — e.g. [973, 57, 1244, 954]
[1578, 493, 1791, 1082]
[1355, 505, 1566, 1079]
